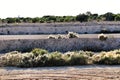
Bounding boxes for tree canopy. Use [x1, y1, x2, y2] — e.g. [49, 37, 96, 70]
[1, 12, 120, 23]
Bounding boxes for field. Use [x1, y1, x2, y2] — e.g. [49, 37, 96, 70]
[0, 22, 120, 80]
[0, 65, 120, 80]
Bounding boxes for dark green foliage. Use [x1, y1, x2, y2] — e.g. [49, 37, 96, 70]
[102, 12, 115, 21]
[69, 53, 89, 65]
[46, 52, 65, 66]
[91, 14, 98, 20]
[6, 17, 16, 23]
[1, 12, 120, 23]
[115, 14, 120, 21]
[76, 14, 89, 22]
[32, 17, 40, 23]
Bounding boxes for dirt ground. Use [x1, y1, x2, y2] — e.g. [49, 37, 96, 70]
[0, 65, 120, 80]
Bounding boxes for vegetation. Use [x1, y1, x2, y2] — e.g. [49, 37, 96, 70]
[98, 33, 108, 41]
[0, 48, 92, 67]
[1, 12, 120, 24]
[68, 32, 79, 38]
[93, 50, 120, 65]
[47, 32, 79, 39]
[48, 35, 56, 39]
[0, 48, 120, 67]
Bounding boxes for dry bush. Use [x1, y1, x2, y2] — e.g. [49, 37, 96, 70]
[0, 51, 22, 67]
[93, 50, 120, 65]
[48, 35, 56, 39]
[68, 32, 79, 38]
[98, 33, 108, 41]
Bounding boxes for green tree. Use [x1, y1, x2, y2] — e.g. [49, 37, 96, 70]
[6, 18, 16, 23]
[76, 14, 89, 22]
[91, 14, 98, 20]
[103, 12, 115, 21]
[42, 15, 56, 23]
[115, 14, 120, 21]
[32, 17, 40, 23]
[23, 17, 32, 23]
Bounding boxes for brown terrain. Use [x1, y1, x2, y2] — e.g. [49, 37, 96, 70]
[0, 65, 120, 80]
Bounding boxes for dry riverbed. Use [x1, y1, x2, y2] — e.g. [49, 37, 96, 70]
[0, 65, 120, 80]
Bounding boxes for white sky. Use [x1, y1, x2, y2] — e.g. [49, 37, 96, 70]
[0, 0, 120, 18]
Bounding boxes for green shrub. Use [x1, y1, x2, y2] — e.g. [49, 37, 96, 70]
[1, 49, 120, 67]
[31, 48, 48, 56]
[68, 32, 79, 38]
[35, 54, 49, 67]
[46, 52, 65, 66]
[93, 51, 120, 65]
[69, 53, 89, 65]
[63, 52, 90, 65]
[98, 33, 108, 41]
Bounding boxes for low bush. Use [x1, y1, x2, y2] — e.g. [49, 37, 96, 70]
[93, 50, 120, 65]
[48, 35, 56, 39]
[69, 53, 89, 65]
[0, 49, 92, 67]
[31, 48, 48, 56]
[63, 51, 92, 65]
[1, 49, 120, 67]
[57, 34, 64, 39]
[18, 53, 36, 67]
[46, 52, 65, 66]
[0, 51, 22, 67]
[98, 33, 108, 41]
[68, 32, 79, 38]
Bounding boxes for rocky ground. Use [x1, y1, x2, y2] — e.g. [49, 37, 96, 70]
[0, 65, 120, 80]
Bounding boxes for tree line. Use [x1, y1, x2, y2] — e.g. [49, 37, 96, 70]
[0, 12, 120, 23]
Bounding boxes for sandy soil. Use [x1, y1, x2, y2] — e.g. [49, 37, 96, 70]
[0, 65, 120, 80]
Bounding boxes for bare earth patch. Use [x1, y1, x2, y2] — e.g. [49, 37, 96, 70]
[0, 65, 120, 80]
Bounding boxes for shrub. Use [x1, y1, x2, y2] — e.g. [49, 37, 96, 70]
[35, 54, 49, 67]
[57, 34, 64, 39]
[1, 49, 120, 67]
[31, 48, 48, 56]
[46, 52, 65, 66]
[98, 33, 108, 41]
[68, 32, 79, 38]
[18, 53, 36, 67]
[0, 51, 22, 67]
[78, 51, 94, 57]
[63, 51, 91, 65]
[48, 35, 56, 39]
[70, 54, 89, 65]
[93, 51, 120, 65]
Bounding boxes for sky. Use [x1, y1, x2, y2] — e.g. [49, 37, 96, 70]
[0, 0, 120, 18]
